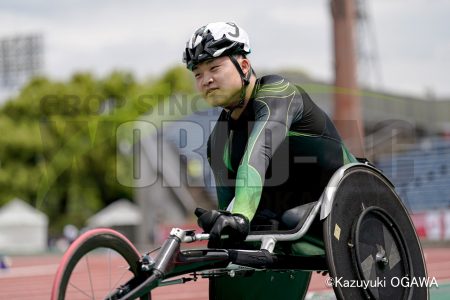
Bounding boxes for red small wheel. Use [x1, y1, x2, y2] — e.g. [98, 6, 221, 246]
[51, 228, 150, 300]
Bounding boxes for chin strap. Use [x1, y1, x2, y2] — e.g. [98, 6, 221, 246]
[226, 55, 253, 115]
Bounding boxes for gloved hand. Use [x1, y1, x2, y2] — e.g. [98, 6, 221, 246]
[195, 208, 250, 248]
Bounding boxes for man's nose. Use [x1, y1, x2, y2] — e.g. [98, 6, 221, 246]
[203, 74, 214, 87]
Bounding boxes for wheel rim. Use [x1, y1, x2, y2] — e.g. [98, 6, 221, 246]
[352, 207, 411, 300]
[52, 229, 149, 300]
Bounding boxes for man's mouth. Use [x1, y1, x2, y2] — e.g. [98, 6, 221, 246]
[206, 88, 219, 96]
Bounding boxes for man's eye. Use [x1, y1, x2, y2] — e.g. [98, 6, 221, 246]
[194, 73, 201, 78]
[211, 66, 219, 71]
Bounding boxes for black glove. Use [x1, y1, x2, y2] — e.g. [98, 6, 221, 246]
[195, 208, 250, 248]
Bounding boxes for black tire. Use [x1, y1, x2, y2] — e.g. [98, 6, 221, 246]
[51, 228, 151, 300]
[323, 166, 428, 300]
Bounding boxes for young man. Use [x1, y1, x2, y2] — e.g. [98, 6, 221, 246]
[183, 22, 357, 247]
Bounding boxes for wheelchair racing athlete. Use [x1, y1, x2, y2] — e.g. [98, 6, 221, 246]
[183, 21, 358, 246]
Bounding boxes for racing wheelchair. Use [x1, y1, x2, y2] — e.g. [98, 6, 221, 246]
[51, 162, 428, 299]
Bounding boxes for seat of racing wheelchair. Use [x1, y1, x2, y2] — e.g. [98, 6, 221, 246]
[248, 200, 320, 235]
[280, 201, 318, 230]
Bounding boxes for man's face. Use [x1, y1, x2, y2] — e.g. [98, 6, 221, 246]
[193, 56, 242, 107]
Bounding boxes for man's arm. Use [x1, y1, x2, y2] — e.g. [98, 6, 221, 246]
[232, 75, 304, 220]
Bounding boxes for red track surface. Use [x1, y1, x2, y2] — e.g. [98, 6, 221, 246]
[1, 247, 449, 299]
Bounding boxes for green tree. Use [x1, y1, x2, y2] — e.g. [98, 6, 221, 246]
[0, 66, 196, 235]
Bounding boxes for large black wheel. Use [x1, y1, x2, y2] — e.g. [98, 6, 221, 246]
[323, 165, 428, 300]
[51, 228, 150, 300]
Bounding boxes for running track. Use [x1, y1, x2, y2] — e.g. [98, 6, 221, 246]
[1, 247, 449, 299]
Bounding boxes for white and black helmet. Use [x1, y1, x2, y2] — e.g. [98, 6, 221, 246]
[183, 22, 251, 70]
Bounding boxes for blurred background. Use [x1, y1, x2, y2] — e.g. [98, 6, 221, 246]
[0, 0, 449, 299]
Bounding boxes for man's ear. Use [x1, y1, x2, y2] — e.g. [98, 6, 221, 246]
[241, 58, 251, 75]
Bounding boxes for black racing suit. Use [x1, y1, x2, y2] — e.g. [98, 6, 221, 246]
[207, 74, 357, 224]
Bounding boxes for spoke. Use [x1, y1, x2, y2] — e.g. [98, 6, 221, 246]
[69, 282, 95, 299]
[85, 255, 96, 300]
[382, 225, 393, 256]
[110, 266, 132, 294]
[387, 240, 401, 270]
[108, 250, 112, 300]
[361, 254, 375, 281]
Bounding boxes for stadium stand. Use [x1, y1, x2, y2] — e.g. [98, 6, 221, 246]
[376, 138, 450, 212]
